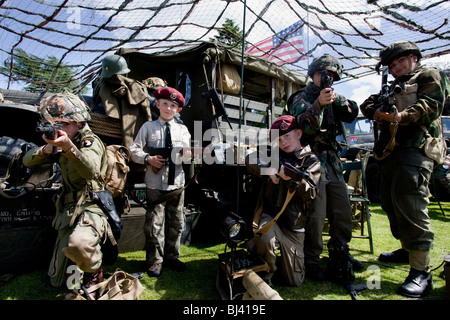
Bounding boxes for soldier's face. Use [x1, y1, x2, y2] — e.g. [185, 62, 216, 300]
[313, 71, 334, 87]
[278, 129, 303, 153]
[389, 54, 418, 78]
[59, 121, 80, 139]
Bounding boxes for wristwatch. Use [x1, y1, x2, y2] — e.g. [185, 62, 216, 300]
[144, 154, 150, 165]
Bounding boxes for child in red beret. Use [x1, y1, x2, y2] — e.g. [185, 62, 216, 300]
[246, 115, 321, 286]
[130, 86, 190, 277]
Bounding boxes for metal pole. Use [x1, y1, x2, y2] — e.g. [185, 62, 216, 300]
[236, 0, 246, 215]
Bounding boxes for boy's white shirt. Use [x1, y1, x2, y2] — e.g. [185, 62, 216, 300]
[130, 117, 191, 190]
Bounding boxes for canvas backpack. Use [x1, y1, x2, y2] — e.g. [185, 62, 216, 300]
[103, 144, 131, 198]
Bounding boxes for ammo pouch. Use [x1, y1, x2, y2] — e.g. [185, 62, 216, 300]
[420, 123, 446, 164]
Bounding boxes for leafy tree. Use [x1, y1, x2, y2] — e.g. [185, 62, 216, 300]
[1, 48, 86, 93]
[213, 18, 244, 49]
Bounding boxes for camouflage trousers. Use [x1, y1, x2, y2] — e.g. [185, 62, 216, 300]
[144, 188, 185, 266]
[379, 147, 434, 251]
[248, 213, 306, 287]
[49, 210, 106, 288]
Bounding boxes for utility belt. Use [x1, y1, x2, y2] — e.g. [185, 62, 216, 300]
[63, 190, 85, 205]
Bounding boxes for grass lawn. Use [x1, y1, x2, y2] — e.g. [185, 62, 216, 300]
[0, 201, 448, 302]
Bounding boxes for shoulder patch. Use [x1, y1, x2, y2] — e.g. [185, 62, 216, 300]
[82, 137, 94, 147]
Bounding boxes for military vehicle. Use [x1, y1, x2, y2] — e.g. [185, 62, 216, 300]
[338, 114, 450, 203]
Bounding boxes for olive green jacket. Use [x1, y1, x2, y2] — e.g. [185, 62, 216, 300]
[23, 125, 107, 229]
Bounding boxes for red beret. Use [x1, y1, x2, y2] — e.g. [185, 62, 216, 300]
[153, 87, 185, 108]
[270, 115, 298, 141]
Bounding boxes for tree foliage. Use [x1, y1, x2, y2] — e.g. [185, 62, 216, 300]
[1, 48, 85, 93]
[212, 18, 244, 49]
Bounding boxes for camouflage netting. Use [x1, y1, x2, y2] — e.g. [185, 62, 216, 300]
[0, 0, 449, 92]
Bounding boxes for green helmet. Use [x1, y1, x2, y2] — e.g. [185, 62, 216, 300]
[101, 54, 131, 78]
[378, 41, 422, 70]
[39, 92, 91, 123]
[308, 54, 343, 81]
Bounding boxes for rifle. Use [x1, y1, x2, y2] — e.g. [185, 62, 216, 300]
[145, 146, 210, 185]
[202, 88, 233, 129]
[280, 161, 317, 188]
[320, 69, 335, 132]
[36, 122, 61, 154]
[378, 66, 402, 113]
[372, 66, 402, 160]
[147, 147, 176, 185]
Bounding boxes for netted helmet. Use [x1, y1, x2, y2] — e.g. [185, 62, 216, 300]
[39, 92, 91, 123]
[143, 77, 168, 90]
[377, 41, 422, 70]
[101, 54, 131, 78]
[308, 54, 343, 81]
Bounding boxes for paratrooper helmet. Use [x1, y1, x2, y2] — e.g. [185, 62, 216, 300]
[143, 77, 168, 90]
[377, 41, 422, 72]
[307, 54, 343, 81]
[39, 92, 91, 123]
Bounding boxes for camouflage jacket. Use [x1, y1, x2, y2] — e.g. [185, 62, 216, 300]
[360, 66, 450, 153]
[286, 82, 358, 179]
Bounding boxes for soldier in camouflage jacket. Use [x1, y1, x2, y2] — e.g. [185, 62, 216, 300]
[360, 41, 450, 298]
[286, 54, 360, 282]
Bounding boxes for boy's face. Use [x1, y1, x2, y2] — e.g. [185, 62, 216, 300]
[313, 71, 334, 87]
[156, 98, 181, 121]
[58, 121, 80, 139]
[277, 129, 303, 153]
[388, 54, 418, 78]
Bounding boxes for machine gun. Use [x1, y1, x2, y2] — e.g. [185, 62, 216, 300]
[320, 69, 335, 131]
[36, 122, 61, 154]
[147, 147, 176, 185]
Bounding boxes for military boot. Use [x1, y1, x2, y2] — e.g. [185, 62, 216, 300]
[327, 245, 354, 285]
[398, 268, 432, 298]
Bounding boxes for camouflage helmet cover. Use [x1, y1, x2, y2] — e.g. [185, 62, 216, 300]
[101, 54, 131, 78]
[39, 92, 91, 123]
[143, 77, 168, 90]
[378, 41, 422, 69]
[308, 54, 343, 81]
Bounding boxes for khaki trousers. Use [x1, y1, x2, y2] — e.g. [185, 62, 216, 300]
[250, 213, 305, 287]
[49, 210, 106, 287]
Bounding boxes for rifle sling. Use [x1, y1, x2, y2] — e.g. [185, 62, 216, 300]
[253, 183, 296, 237]
[373, 108, 399, 161]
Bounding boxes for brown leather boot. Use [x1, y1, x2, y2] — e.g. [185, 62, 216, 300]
[82, 267, 104, 299]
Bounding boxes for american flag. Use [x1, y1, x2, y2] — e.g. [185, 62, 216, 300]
[245, 21, 306, 65]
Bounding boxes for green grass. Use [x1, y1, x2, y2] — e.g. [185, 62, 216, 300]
[0, 201, 448, 301]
